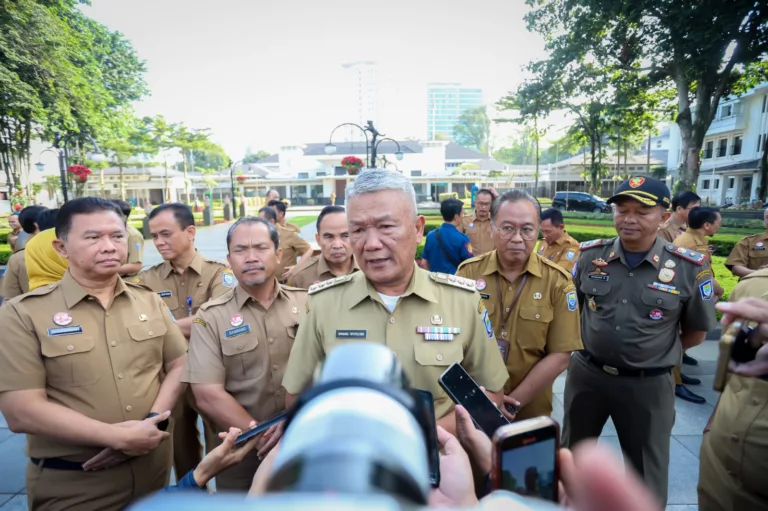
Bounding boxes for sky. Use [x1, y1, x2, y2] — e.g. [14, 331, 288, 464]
[81, 0, 550, 159]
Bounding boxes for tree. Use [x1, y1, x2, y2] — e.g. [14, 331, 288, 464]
[243, 151, 271, 164]
[523, 0, 768, 191]
[171, 125, 210, 203]
[453, 107, 491, 154]
[139, 115, 176, 202]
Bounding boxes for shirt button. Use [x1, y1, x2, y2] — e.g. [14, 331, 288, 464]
[197, 282, 203, 287]
[118, 373, 124, 379]
[505, 307, 510, 312]
[730, 434, 739, 443]
[436, 354, 443, 361]
[535, 314, 541, 319]
[389, 317, 396, 324]
[111, 341, 117, 347]
[752, 398, 761, 406]
[126, 405, 132, 412]
[105, 312, 110, 317]
[236, 343, 243, 350]
[508, 286, 513, 291]
[268, 338, 275, 344]
[180, 282, 185, 286]
[656, 299, 663, 305]
[148, 331, 153, 336]
[629, 273, 634, 277]
[592, 288, 597, 293]
[622, 299, 627, 304]
[272, 365, 279, 371]
[66, 345, 74, 351]
[615, 326, 621, 331]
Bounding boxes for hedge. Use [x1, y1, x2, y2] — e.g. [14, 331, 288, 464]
[0, 245, 10, 265]
[558, 210, 766, 231]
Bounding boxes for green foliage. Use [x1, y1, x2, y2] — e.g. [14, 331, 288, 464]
[243, 151, 271, 164]
[438, 192, 459, 201]
[453, 107, 490, 154]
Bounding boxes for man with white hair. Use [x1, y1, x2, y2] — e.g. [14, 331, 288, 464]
[282, 169, 508, 433]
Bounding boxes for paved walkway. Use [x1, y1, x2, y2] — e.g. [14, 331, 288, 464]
[0, 218, 712, 509]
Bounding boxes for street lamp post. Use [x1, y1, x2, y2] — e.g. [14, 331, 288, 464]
[229, 160, 243, 219]
[52, 132, 102, 202]
[324, 121, 404, 169]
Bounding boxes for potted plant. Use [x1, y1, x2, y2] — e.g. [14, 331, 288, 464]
[67, 165, 92, 198]
[341, 156, 364, 176]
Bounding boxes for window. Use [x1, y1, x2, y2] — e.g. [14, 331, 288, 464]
[720, 104, 733, 118]
[702, 179, 711, 190]
[729, 177, 735, 189]
[411, 170, 422, 177]
[732, 136, 743, 155]
[656, 140, 662, 148]
[715, 179, 720, 189]
[718, 139, 728, 157]
[316, 172, 327, 177]
[704, 141, 714, 159]
[298, 172, 309, 179]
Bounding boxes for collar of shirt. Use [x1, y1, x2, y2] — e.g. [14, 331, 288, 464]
[60, 269, 133, 308]
[347, 263, 438, 309]
[234, 278, 289, 310]
[685, 228, 708, 247]
[470, 213, 490, 224]
[665, 216, 687, 231]
[317, 253, 360, 276]
[551, 231, 572, 246]
[440, 222, 460, 233]
[479, 250, 543, 278]
[606, 236, 665, 269]
[161, 251, 204, 279]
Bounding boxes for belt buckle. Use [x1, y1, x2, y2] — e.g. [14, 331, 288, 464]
[602, 365, 619, 376]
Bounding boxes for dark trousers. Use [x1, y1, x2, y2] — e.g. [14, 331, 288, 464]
[562, 352, 675, 505]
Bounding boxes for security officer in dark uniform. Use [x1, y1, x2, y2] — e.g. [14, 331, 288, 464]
[422, 198, 473, 274]
[562, 177, 717, 506]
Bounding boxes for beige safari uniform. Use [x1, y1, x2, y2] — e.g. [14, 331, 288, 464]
[277, 224, 311, 278]
[658, 216, 687, 244]
[457, 251, 583, 420]
[282, 265, 509, 419]
[563, 237, 718, 505]
[536, 232, 581, 273]
[286, 254, 360, 289]
[0, 271, 187, 511]
[698, 269, 768, 511]
[124, 225, 144, 276]
[281, 221, 301, 233]
[183, 281, 307, 491]
[460, 213, 494, 256]
[134, 251, 235, 480]
[725, 231, 768, 273]
[2, 247, 29, 300]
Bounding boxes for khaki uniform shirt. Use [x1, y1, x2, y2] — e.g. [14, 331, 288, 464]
[674, 229, 712, 265]
[536, 232, 580, 273]
[725, 231, 768, 272]
[282, 265, 509, 418]
[0, 270, 187, 460]
[183, 282, 307, 425]
[277, 224, 311, 276]
[280, 221, 301, 233]
[658, 216, 687, 243]
[134, 252, 234, 320]
[460, 214, 494, 256]
[457, 251, 583, 416]
[575, 237, 717, 369]
[286, 255, 360, 289]
[2, 248, 29, 300]
[9, 229, 20, 253]
[125, 225, 144, 275]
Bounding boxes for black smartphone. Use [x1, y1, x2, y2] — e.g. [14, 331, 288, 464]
[411, 389, 440, 487]
[714, 319, 759, 391]
[491, 417, 560, 502]
[438, 363, 509, 437]
[234, 411, 288, 447]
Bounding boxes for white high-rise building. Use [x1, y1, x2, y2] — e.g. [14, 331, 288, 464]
[342, 61, 378, 140]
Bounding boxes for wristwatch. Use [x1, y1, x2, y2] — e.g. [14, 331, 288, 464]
[145, 412, 170, 432]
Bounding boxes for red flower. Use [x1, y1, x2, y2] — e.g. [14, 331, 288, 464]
[13, 203, 22, 211]
[341, 156, 363, 167]
[67, 165, 93, 177]
[236, 175, 247, 182]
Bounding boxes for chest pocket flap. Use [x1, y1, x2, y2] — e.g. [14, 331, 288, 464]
[128, 320, 168, 341]
[221, 332, 259, 356]
[580, 280, 611, 297]
[415, 340, 463, 367]
[640, 288, 681, 311]
[41, 336, 95, 358]
[518, 306, 553, 323]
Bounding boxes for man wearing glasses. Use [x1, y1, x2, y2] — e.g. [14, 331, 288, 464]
[460, 188, 495, 256]
[457, 189, 583, 422]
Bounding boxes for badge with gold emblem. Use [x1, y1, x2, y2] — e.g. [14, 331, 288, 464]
[588, 297, 597, 311]
[431, 315, 443, 325]
[658, 268, 675, 283]
[665, 260, 676, 268]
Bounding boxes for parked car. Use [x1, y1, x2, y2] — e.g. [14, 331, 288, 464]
[552, 192, 612, 213]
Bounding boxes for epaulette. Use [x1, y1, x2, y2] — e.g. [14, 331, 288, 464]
[456, 253, 487, 272]
[280, 284, 308, 293]
[10, 282, 58, 304]
[539, 256, 572, 280]
[204, 258, 228, 267]
[199, 289, 236, 311]
[430, 272, 476, 292]
[579, 238, 613, 251]
[124, 280, 155, 293]
[665, 244, 706, 266]
[308, 274, 354, 295]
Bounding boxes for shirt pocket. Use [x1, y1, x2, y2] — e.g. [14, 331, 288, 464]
[639, 288, 681, 325]
[414, 338, 464, 368]
[221, 332, 261, 380]
[158, 292, 180, 313]
[128, 320, 167, 370]
[517, 306, 553, 350]
[42, 336, 100, 387]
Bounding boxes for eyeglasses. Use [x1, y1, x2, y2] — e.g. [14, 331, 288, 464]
[494, 225, 539, 241]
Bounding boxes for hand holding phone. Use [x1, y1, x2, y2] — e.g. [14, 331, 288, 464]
[411, 389, 441, 487]
[438, 363, 509, 437]
[234, 411, 288, 447]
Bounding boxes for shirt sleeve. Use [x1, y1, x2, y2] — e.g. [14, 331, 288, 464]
[422, 232, 433, 263]
[679, 263, 719, 333]
[282, 296, 326, 394]
[209, 266, 235, 299]
[461, 295, 509, 393]
[158, 298, 188, 364]
[459, 233, 473, 260]
[545, 280, 583, 353]
[183, 310, 226, 384]
[0, 303, 46, 391]
[1, 259, 23, 300]
[573, 251, 585, 306]
[725, 239, 750, 270]
[127, 231, 144, 264]
[658, 227, 676, 243]
[558, 245, 579, 273]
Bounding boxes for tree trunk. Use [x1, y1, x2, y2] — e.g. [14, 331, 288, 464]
[164, 161, 170, 202]
[589, 135, 598, 194]
[534, 117, 539, 196]
[647, 125, 652, 169]
[100, 168, 105, 198]
[758, 136, 768, 202]
[119, 164, 125, 200]
[183, 152, 190, 203]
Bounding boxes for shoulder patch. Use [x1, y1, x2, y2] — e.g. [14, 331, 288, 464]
[222, 270, 236, 288]
[665, 245, 706, 266]
[199, 289, 236, 310]
[430, 272, 476, 292]
[192, 317, 207, 327]
[696, 269, 713, 280]
[308, 274, 354, 295]
[579, 239, 611, 251]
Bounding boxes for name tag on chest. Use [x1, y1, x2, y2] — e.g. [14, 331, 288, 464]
[336, 330, 367, 339]
[47, 326, 83, 337]
[157, 291, 173, 298]
[225, 325, 251, 338]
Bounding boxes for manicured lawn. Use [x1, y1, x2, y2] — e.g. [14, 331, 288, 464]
[290, 216, 319, 228]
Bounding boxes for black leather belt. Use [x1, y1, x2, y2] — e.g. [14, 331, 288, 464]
[580, 351, 672, 377]
[30, 457, 84, 471]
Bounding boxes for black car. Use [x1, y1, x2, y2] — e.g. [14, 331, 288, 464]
[552, 192, 611, 213]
